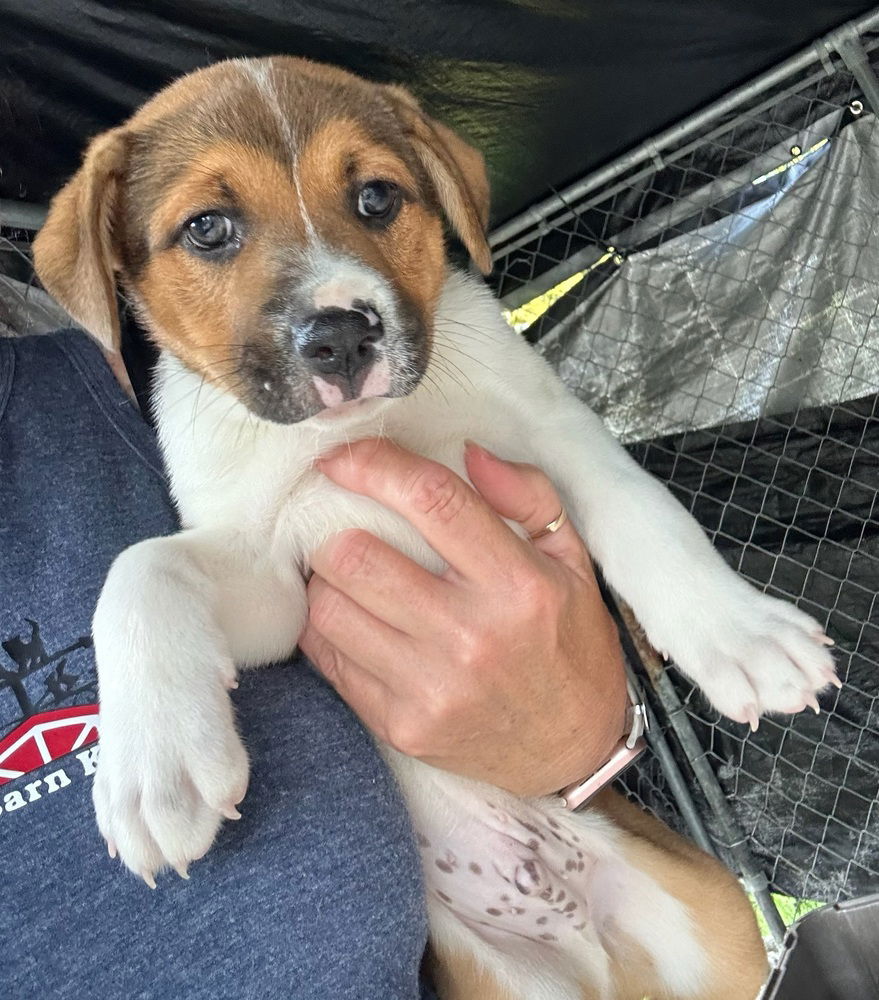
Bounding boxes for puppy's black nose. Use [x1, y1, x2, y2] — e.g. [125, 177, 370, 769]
[296, 307, 384, 380]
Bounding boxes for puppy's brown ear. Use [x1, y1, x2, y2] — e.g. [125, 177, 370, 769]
[386, 86, 492, 275]
[33, 128, 127, 352]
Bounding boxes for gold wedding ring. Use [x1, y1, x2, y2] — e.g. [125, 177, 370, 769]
[529, 507, 568, 540]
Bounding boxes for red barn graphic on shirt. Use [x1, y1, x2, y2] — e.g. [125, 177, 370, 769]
[0, 705, 99, 785]
[0, 619, 99, 784]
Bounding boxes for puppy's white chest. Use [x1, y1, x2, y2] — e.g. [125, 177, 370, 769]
[272, 466, 445, 572]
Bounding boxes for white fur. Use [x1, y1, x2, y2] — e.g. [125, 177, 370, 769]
[239, 60, 314, 239]
[92, 270, 835, 997]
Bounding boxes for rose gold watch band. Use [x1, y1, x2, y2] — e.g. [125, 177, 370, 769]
[558, 674, 648, 811]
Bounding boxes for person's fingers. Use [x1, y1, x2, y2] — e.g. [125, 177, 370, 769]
[305, 573, 417, 687]
[464, 442, 592, 577]
[309, 529, 453, 637]
[317, 438, 526, 584]
[299, 619, 397, 739]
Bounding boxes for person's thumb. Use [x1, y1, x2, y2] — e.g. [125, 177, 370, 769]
[464, 441, 592, 576]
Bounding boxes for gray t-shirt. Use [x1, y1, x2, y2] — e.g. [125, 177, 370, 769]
[0, 331, 429, 999]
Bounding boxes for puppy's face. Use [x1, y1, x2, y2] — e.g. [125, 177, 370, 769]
[34, 57, 491, 423]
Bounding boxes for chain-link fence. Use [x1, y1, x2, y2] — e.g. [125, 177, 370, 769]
[489, 9, 879, 948]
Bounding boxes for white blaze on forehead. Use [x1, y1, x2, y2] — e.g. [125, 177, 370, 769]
[237, 60, 317, 242]
[237, 60, 297, 152]
[314, 275, 381, 316]
[308, 251, 397, 329]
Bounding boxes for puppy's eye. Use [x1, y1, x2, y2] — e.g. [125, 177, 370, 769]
[356, 181, 401, 225]
[184, 213, 236, 251]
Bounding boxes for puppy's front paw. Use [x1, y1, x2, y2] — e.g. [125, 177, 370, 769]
[668, 587, 839, 730]
[93, 663, 249, 886]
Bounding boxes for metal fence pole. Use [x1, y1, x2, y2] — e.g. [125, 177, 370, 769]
[489, 5, 879, 251]
[653, 672, 788, 947]
[0, 199, 47, 231]
[827, 24, 879, 114]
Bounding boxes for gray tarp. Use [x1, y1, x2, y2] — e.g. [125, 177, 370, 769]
[540, 110, 879, 443]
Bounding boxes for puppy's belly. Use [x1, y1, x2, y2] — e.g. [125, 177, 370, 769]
[390, 755, 710, 1000]
[418, 794, 601, 952]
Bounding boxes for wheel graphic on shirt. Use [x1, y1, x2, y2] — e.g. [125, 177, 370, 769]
[0, 704, 100, 785]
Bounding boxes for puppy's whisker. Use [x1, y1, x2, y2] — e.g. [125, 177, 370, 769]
[434, 350, 485, 391]
[429, 350, 473, 395]
[433, 334, 490, 378]
[420, 370, 450, 407]
[162, 363, 241, 415]
[192, 374, 207, 432]
[435, 318, 491, 343]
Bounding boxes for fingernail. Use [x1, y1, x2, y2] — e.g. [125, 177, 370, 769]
[464, 440, 495, 461]
[221, 804, 242, 821]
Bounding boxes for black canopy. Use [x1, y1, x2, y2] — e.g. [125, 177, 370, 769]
[0, 0, 874, 225]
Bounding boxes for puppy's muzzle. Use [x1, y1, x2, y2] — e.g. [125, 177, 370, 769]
[295, 304, 389, 406]
[298, 306, 381, 379]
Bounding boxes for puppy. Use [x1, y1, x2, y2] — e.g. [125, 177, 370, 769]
[34, 56, 837, 1000]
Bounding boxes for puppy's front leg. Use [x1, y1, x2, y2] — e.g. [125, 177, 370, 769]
[92, 528, 305, 884]
[533, 399, 837, 727]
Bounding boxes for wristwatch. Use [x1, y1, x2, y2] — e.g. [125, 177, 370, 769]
[557, 671, 648, 810]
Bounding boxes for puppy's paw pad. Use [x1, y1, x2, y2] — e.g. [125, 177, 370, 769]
[671, 592, 838, 726]
[94, 708, 248, 881]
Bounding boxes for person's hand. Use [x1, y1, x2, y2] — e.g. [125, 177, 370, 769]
[300, 439, 629, 797]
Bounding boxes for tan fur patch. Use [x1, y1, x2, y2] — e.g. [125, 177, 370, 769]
[128, 64, 230, 131]
[427, 946, 515, 1000]
[296, 117, 447, 324]
[32, 128, 127, 350]
[591, 790, 769, 1000]
[147, 141, 302, 250]
[132, 141, 301, 385]
[137, 237, 274, 391]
